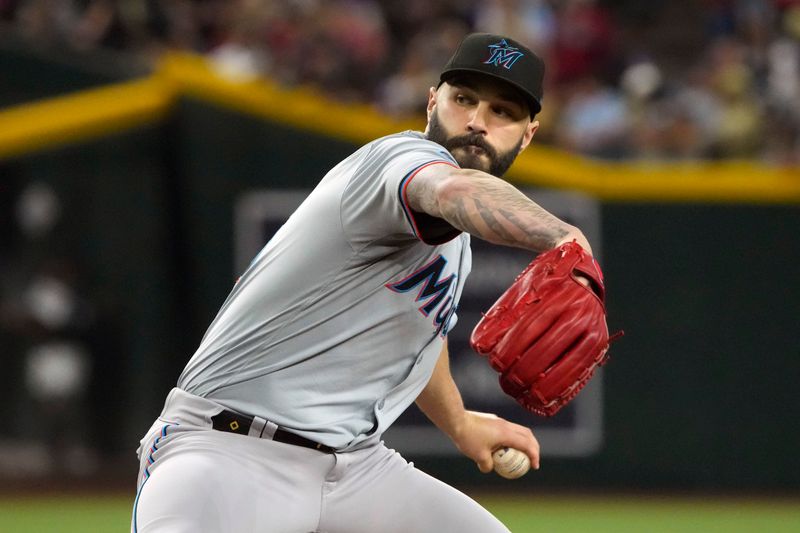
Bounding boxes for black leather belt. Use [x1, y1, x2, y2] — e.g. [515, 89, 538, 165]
[211, 409, 335, 453]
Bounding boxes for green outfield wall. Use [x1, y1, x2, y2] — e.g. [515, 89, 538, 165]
[1, 44, 798, 492]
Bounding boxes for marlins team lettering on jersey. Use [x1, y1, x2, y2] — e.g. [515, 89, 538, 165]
[177, 131, 472, 451]
[385, 254, 458, 336]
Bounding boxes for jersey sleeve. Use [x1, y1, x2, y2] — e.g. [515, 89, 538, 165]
[341, 134, 461, 248]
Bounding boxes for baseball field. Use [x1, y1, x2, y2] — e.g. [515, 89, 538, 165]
[1, 493, 798, 532]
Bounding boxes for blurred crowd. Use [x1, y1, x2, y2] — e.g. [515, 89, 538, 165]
[2, 0, 800, 164]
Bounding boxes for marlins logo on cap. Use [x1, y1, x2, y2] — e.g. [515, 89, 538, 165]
[439, 33, 545, 115]
[484, 40, 524, 70]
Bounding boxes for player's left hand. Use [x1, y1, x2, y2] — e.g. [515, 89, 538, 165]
[451, 411, 540, 473]
[470, 241, 621, 417]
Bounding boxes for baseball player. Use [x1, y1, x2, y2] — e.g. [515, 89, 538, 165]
[132, 33, 593, 533]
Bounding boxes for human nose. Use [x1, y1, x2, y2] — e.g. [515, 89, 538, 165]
[466, 102, 489, 134]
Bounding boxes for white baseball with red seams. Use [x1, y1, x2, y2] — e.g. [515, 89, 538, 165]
[492, 447, 531, 479]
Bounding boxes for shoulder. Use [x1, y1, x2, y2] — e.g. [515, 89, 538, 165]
[368, 131, 458, 166]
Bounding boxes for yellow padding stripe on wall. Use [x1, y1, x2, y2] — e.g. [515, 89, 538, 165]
[511, 145, 800, 202]
[155, 54, 800, 203]
[155, 53, 423, 144]
[0, 77, 171, 160]
[1, 51, 798, 202]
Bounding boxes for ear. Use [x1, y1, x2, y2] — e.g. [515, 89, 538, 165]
[518, 120, 540, 153]
[426, 87, 438, 121]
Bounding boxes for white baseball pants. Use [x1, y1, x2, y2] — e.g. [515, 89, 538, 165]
[131, 389, 510, 533]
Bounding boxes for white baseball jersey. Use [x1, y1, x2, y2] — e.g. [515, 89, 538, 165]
[177, 131, 472, 451]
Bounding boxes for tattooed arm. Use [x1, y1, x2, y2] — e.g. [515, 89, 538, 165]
[406, 164, 592, 254]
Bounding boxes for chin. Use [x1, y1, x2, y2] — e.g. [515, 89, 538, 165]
[454, 153, 491, 173]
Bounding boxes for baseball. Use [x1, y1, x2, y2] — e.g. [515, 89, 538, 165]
[492, 447, 530, 479]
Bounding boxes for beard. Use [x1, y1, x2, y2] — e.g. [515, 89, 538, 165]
[425, 110, 522, 177]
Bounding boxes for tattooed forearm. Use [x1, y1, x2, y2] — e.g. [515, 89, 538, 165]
[407, 165, 589, 253]
[441, 172, 574, 252]
[474, 198, 519, 243]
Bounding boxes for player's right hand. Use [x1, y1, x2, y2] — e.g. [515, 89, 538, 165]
[451, 411, 540, 473]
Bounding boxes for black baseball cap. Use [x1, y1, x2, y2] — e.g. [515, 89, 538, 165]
[439, 33, 545, 116]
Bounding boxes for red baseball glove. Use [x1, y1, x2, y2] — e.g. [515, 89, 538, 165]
[470, 241, 620, 416]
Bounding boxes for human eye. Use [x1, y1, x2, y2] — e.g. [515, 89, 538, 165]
[493, 103, 522, 120]
[455, 93, 475, 106]
[492, 105, 514, 119]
